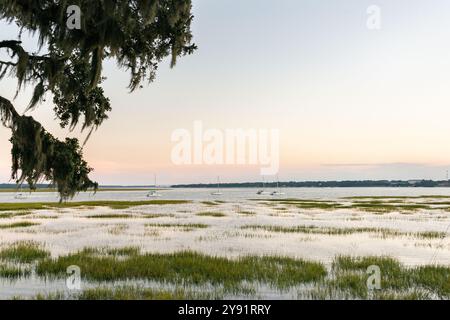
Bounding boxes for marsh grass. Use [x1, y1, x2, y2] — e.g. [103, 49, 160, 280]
[201, 201, 221, 206]
[327, 255, 450, 299]
[145, 223, 209, 231]
[196, 212, 227, 217]
[241, 225, 445, 239]
[0, 211, 32, 218]
[349, 203, 429, 213]
[0, 221, 40, 229]
[255, 199, 345, 210]
[0, 200, 190, 212]
[238, 211, 256, 215]
[32, 286, 225, 300]
[373, 290, 432, 300]
[344, 195, 450, 200]
[332, 256, 403, 275]
[0, 264, 31, 278]
[142, 214, 176, 219]
[36, 250, 327, 290]
[86, 213, 176, 219]
[8, 248, 450, 299]
[0, 241, 50, 263]
[294, 203, 345, 210]
[412, 265, 450, 298]
[257, 197, 450, 213]
[107, 224, 128, 235]
[28, 215, 59, 219]
[77, 286, 222, 300]
[242, 224, 379, 235]
[32, 292, 66, 300]
[85, 214, 134, 219]
[81, 247, 141, 257]
[252, 198, 331, 203]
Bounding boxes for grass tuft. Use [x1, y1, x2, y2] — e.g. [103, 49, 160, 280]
[78, 286, 220, 300]
[196, 212, 226, 217]
[0, 200, 190, 212]
[145, 223, 209, 231]
[241, 225, 445, 239]
[0, 241, 50, 263]
[0, 264, 31, 278]
[36, 250, 327, 290]
[0, 221, 40, 229]
[85, 214, 133, 219]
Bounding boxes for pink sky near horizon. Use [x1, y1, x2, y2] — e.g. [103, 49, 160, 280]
[2, 0, 450, 185]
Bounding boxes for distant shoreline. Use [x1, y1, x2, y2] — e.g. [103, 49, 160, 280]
[2, 180, 450, 191]
[170, 180, 450, 188]
[0, 186, 166, 192]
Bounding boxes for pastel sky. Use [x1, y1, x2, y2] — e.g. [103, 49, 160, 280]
[2, 0, 450, 185]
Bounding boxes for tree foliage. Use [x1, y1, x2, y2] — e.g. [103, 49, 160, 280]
[0, 0, 196, 200]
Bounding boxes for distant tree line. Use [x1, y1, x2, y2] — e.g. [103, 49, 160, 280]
[2, 180, 449, 190]
[171, 180, 450, 188]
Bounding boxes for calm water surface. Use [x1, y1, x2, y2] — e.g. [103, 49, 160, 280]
[2, 187, 450, 202]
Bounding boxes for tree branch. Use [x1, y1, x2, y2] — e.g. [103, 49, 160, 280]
[0, 40, 53, 62]
[0, 59, 17, 66]
[0, 40, 22, 49]
[0, 95, 20, 128]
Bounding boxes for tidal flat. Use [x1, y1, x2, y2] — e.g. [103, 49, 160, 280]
[0, 191, 449, 300]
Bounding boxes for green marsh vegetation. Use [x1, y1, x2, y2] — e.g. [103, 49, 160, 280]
[85, 214, 134, 219]
[253, 197, 450, 213]
[201, 201, 221, 206]
[0, 264, 30, 278]
[0, 200, 190, 212]
[348, 202, 429, 213]
[0, 221, 40, 229]
[254, 198, 331, 203]
[142, 213, 176, 219]
[77, 286, 222, 300]
[31, 287, 223, 300]
[0, 241, 50, 263]
[315, 256, 450, 299]
[85, 213, 176, 219]
[80, 247, 141, 257]
[0, 211, 32, 218]
[256, 199, 345, 210]
[35, 249, 327, 292]
[107, 224, 129, 235]
[0, 242, 448, 299]
[0, 242, 45, 279]
[145, 223, 209, 232]
[196, 212, 227, 217]
[343, 195, 450, 200]
[22, 248, 450, 299]
[241, 225, 446, 239]
[238, 211, 256, 215]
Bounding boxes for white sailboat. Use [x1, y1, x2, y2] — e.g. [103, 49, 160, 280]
[211, 176, 223, 196]
[257, 177, 270, 195]
[14, 186, 28, 200]
[271, 177, 285, 196]
[147, 174, 162, 197]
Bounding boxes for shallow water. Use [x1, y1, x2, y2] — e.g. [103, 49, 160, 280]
[3, 187, 450, 203]
[0, 187, 449, 298]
